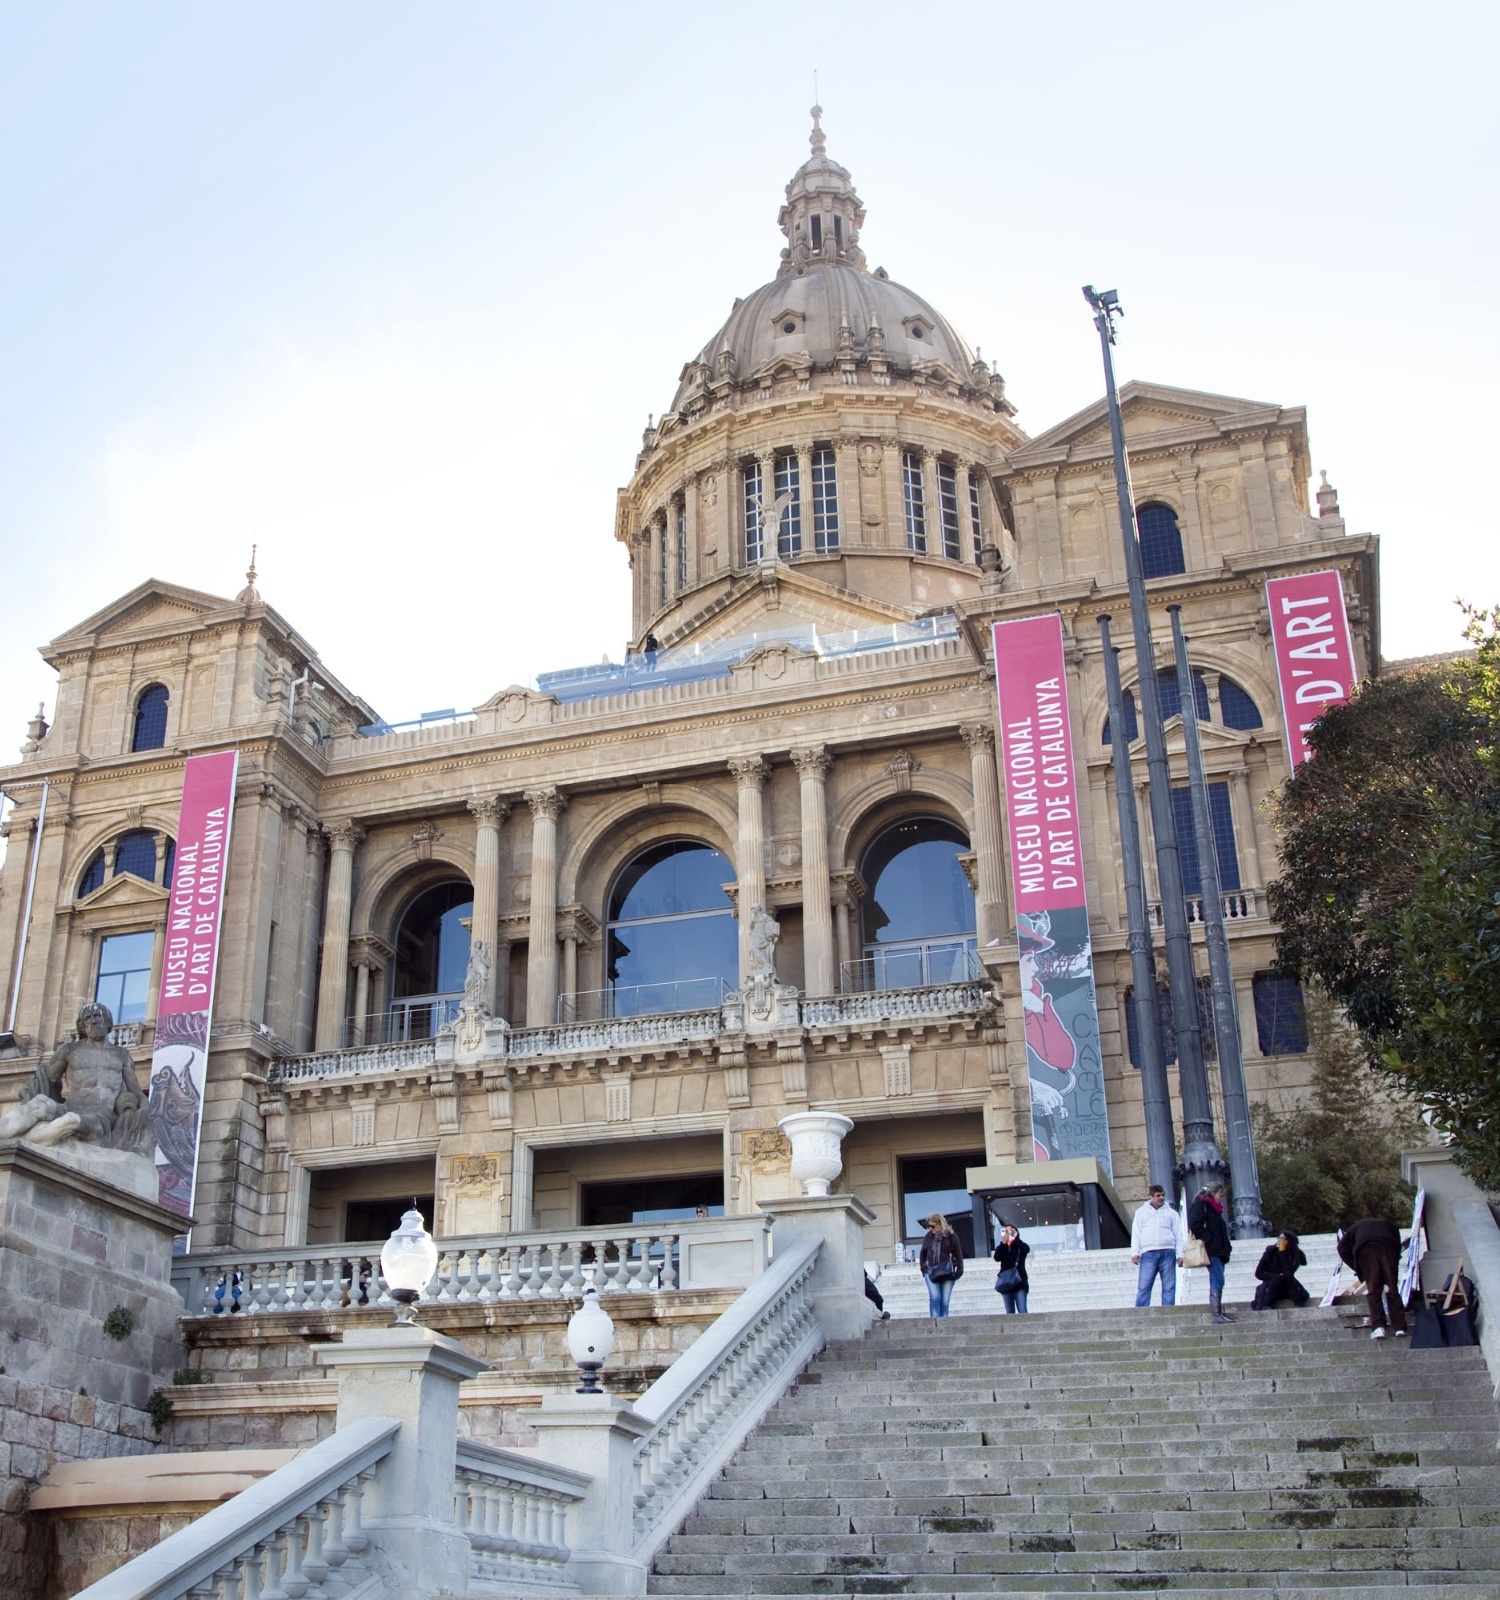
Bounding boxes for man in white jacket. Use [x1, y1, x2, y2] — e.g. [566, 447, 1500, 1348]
[1131, 1184, 1186, 1306]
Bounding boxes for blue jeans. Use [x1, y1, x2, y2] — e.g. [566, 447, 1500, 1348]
[1208, 1256, 1226, 1297]
[1136, 1249, 1177, 1306]
[926, 1274, 956, 1317]
[1001, 1288, 1029, 1314]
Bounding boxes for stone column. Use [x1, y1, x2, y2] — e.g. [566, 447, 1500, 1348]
[796, 447, 813, 554]
[882, 438, 906, 549]
[314, 820, 363, 1051]
[962, 723, 1006, 944]
[960, 463, 979, 560]
[791, 747, 834, 997]
[682, 476, 698, 589]
[468, 795, 508, 1012]
[351, 955, 373, 1046]
[1228, 768, 1262, 889]
[730, 756, 769, 986]
[524, 788, 566, 1027]
[757, 449, 776, 560]
[921, 449, 940, 554]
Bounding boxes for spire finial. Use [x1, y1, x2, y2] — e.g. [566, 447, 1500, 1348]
[246, 543, 258, 588]
[809, 103, 826, 159]
[235, 543, 262, 605]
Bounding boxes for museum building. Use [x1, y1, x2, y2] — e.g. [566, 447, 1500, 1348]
[0, 114, 1377, 1263]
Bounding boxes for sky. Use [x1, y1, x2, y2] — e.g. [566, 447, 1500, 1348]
[1, 2, 1495, 757]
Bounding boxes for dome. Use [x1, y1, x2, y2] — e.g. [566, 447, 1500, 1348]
[669, 109, 1010, 418]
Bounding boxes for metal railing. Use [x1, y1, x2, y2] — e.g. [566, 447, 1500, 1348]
[557, 975, 731, 1023]
[344, 992, 461, 1047]
[841, 937, 979, 993]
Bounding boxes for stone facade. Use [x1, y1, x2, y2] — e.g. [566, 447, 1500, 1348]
[0, 115, 1377, 1278]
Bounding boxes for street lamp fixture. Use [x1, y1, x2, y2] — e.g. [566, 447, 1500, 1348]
[379, 1206, 439, 1325]
[565, 1265, 616, 1394]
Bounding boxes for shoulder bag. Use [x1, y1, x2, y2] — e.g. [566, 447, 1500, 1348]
[1183, 1236, 1209, 1270]
[995, 1266, 1023, 1294]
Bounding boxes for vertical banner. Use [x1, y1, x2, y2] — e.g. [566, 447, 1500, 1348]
[992, 616, 1111, 1175]
[1266, 569, 1358, 769]
[149, 750, 239, 1217]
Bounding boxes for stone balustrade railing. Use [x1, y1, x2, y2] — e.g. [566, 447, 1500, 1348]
[173, 1215, 771, 1316]
[452, 1439, 590, 1590]
[507, 1006, 724, 1059]
[69, 1414, 396, 1600]
[1147, 887, 1263, 927]
[628, 1235, 822, 1558]
[803, 980, 991, 1027]
[274, 1035, 439, 1083]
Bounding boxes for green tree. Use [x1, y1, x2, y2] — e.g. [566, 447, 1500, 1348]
[1269, 605, 1500, 1187]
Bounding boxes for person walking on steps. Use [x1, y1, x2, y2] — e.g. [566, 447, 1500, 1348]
[1337, 1215, 1408, 1340]
[1131, 1183, 1186, 1307]
[919, 1213, 964, 1319]
[992, 1223, 1031, 1313]
[1189, 1181, 1235, 1324]
[1252, 1231, 1310, 1310]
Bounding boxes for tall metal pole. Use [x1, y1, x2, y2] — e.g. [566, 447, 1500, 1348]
[1169, 606, 1266, 1237]
[1082, 285, 1225, 1207]
[1099, 616, 1175, 1192]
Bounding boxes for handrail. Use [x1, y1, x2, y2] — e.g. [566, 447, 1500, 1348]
[627, 1236, 823, 1560]
[453, 1439, 591, 1590]
[70, 1414, 397, 1600]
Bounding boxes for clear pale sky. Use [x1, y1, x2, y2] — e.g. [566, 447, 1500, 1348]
[1, 2, 1494, 756]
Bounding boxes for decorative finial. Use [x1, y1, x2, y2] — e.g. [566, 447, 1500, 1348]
[809, 104, 826, 160]
[235, 542, 262, 606]
[246, 544, 257, 587]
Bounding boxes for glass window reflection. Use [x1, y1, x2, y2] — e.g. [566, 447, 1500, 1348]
[607, 841, 736, 1017]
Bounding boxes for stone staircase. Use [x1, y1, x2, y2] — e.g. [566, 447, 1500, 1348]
[868, 1236, 1344, 1320]
[644, 1304, 1500, 1597]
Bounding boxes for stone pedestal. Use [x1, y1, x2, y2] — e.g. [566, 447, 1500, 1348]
[313, 1324, 488, 1598]
[0, 1140, 186, 1408]
[757, 1192, 875, 1340]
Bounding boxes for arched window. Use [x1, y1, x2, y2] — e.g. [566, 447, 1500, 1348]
[1103, 670, 1263, 743]
[132, 685, 169, 752]
[606, 841, 736, 1018]
[390, 881, 472, 1039]
[77, 830, 174, 897]
[1135, 502, 1185, 579]
[859, 818, 976, 989]
[1218, 677, 1264, 730]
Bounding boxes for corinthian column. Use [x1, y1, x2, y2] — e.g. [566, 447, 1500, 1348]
[729, 756, 769, 985]
[468, 795, 509, 1013]
[524, 788, 566, 1026]
[792, 746, 834, 996]
[962, 724, 1006, 945]
[314, 820, 365, 1051]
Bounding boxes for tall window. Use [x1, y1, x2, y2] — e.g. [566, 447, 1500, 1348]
[78, 830, 174, 897]
[676, 503, 688, 590]
[743, 459, 764, 565]
[1253, 973, 1309, 1055]
[936, 460, 962, 559]
[773, 453, 802, 557]
[390, 882, 473, 1040]
[902, 451, 927, 552]
[968, 473, 984, 562]
[658, 517, 668, 605]
[1136, 502, 1186, 579]
[96, 931, 155, 1024]
[1170, 781, 1241, 894]
[1125, 978, 1216, 1066]
[132, 685, 169, 752]
[859, 818, 976, 989]
[607, 841, 737, 1018]
[811, 446, 839, 552]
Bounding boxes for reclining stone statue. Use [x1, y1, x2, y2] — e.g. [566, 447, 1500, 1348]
[0, 1002, 157, 1158]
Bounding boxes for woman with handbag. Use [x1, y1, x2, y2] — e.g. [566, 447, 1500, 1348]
[1188, 1182, 1235, 1324]
[992, 1223, 1031, 1313]
[919, 1213, 964, 1318]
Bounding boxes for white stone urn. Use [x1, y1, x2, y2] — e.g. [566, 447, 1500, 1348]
[777, 1111, 854, 1197]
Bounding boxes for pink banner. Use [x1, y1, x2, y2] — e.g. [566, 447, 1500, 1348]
[993, 616, 1110, 1173]
[1266, 570, 1358, 769]
[149, 750, 238, 1217]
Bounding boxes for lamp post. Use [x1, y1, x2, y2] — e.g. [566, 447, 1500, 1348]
[1082, 286, 1226, 1208]
[566, 1265, 617, 1394]
[379, 1206, 440, 1325]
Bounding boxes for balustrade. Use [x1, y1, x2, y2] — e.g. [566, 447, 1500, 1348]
[452, 1442, 586, 1590]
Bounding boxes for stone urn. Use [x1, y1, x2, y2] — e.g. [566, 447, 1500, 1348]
[777, 1111, 854, 1197]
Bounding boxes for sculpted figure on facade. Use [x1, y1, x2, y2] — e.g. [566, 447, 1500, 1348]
[747, 905, 780, 980]
[0, 1002, 156, 1157]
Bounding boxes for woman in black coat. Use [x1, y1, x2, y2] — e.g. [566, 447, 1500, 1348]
[1188, 1182, 1234, 1324]
[1252, 1231, 1310, 1309]
[992, 1223, 1031, 1314]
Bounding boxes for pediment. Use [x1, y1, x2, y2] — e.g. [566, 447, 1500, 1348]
[1009, 381, 1288, 465]
[48, 580, 236, 652]
[75, 873, 170, 912]
[1149, 716, 1260, 758]
[664, 564, 915, 651]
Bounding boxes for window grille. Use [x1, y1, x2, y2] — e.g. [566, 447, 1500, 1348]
[937, 461, 962, 559]
[1219, 677, 1263, 730]
[1253, 973, 1309, 1055]
[1170, 781, 1241, 894]
[1125, 977, 1216, 1066]
[902, 451, 927, 552]
[774, 454, 802, 557]
[743, 460, 764, 564]
[1136, 502, 1186, 579]
[811, 447, 839, 552]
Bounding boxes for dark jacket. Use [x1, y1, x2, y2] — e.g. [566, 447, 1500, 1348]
[1337, 1216, 1402, 1272]
[992, 1237, 1031, 1290]
[919, 1230, 964, 1281]
[1254, 1237, 1307, 1287]
[1188, 1192, 1232, 1263]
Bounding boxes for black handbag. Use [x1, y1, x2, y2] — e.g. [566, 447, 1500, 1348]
[928, 1259, 958, 1282]
[995, 1267, 1023, 1294]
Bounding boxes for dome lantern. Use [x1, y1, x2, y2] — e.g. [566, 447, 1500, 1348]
[777, 105, 867, 279]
